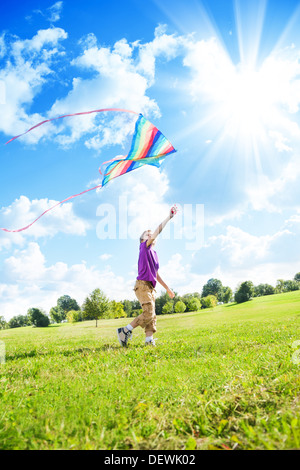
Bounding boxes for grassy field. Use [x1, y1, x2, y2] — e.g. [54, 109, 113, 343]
[0, 291, 300, 450]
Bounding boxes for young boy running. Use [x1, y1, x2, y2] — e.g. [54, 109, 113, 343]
[117, 207, 176, 347]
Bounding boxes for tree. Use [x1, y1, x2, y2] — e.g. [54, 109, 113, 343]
[122, 300, 133, 317]
[264, 284, 275, 295]
[8, 315, 29, 328]
[201, 279, 223, 301]
[109, 301, 127, 319]
[201, 295, 217, 309]
[276, 279, 300, 293]
[275, 279, 285, 293]
[234, 281, 254, 303]
[154, 290, 179, 315]
[223, 286, 233, 303]
[181, 293, 200, 310]
[8, 317, 21, 328]
[186, 297, 201, 312]
[57, 295, 80, 320]
[284, 280, 300, 292]
[155, 292, 171, 315]
[82, 288, 109, 327]
[254, 284, 275, 296]
[174, 300, 186, 313]
[49, 306, 64, 323]
[0, 316, 7, 330]
[27, 308, 50, 327]
[294, 273, 300, 282]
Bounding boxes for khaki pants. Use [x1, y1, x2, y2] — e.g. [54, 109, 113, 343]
[133, 280, 157, 335]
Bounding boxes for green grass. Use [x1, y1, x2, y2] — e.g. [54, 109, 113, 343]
[0, 291, 300, 450]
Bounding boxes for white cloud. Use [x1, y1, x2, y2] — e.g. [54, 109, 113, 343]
[47, 1, 63, 23]
[206, 208, 244, 227]
[48, 37, 160, 148]
[0, 33, 6, 58]
[158, 250, 300, 296]
[137, 24, 182, 82]
[207, 225, 292, 266]
[5, 242, 46, 281]
[269, 130, 293, 153]
[246, 154, 300, 212]
[0, 27, 67, 142]
[285, 208, 300, 228]
[183, 36, 235, 103]
[0, 195, 90, 248]
[0, 78, 6, 104]
[12, 27, 67, 55]
[99, 253, 112, 261]
[45, 26, 184, 149]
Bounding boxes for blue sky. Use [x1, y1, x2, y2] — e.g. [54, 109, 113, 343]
[1, 0, 300, 320]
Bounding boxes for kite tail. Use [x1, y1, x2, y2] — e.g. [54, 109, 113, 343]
[0, 184, 102, 233]
[5, 108, 138, 145]
[2, 107, 136, 232]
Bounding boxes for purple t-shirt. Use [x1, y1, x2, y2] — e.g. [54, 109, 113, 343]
[137, 240, 159, 287]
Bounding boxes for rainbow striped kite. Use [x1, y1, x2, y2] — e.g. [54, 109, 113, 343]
[101, 113, 176, 186]
[1, 109, 176, 232]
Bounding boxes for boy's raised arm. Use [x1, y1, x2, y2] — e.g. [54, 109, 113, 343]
[146, 207, 176, 247]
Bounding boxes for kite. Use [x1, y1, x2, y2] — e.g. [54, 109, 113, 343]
[1, 109, 176, 232]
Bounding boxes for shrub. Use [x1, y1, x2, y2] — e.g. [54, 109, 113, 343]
[186, 297, 201, 312]
[174, 300, 186, 313]
[162, 301, 174, 314]
[67, 310, 82, 323]
[201, 295, 217, 309]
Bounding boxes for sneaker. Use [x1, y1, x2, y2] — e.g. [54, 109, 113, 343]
[117, 327, 132, 347]
[145, 338, 156, 346]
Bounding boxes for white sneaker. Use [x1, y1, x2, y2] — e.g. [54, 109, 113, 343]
[117, 327, 132, 347]
[145, 338, 156, 346]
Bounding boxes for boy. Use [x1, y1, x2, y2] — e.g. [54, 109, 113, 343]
[117, 207, 177, 347]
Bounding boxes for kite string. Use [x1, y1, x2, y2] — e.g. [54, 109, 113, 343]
[0, 183, 102, 233]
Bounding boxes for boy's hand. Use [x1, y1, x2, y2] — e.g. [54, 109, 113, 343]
[167, 289, 175, 299]
[170, 204, 178, 219]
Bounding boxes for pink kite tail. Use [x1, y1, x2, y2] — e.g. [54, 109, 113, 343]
[2, 107, 139, 231]
[0, 184, 102, 233]
[98, 155, 127, 175]
[5, 108, 139, 144]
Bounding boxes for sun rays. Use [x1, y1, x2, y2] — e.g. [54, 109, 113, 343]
[155, 0, 300, 192]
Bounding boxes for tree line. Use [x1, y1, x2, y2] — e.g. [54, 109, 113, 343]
[1, 272, 299, 329]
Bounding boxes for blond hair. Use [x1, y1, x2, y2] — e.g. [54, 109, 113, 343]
[140, 230, 149, 243]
